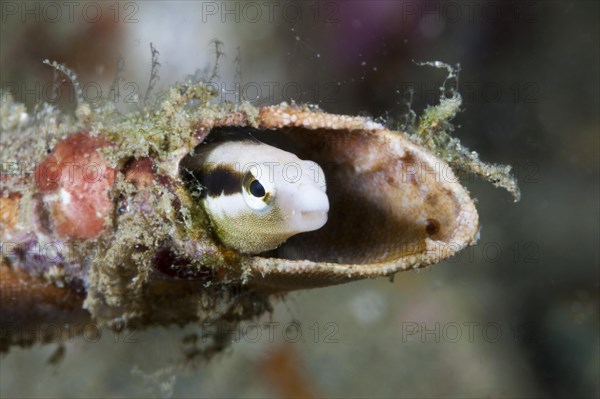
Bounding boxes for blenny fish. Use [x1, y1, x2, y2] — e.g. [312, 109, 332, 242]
[180, 128, 329, 254]
[0, 64, 519, 354]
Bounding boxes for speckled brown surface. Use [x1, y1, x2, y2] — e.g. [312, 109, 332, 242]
[1, 94, 480, 350]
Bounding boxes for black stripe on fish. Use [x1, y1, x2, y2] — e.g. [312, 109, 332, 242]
[180, 128, 260, 198]
[204, 165, 245, 196]
[183, 165, 245, 197]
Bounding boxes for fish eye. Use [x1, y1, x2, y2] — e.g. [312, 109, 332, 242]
[243, 172, 272, 211]
[249, 179, 266, 197]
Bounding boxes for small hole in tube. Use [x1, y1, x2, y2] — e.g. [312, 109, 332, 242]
[425, 218, 440, 236]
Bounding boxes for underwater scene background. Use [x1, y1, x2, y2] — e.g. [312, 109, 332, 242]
[0, 1, 598, 398]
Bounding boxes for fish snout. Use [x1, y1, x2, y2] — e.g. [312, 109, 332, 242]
[284, 183, 329, 233]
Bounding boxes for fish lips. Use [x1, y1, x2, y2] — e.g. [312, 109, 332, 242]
[279, 183, 330, 234]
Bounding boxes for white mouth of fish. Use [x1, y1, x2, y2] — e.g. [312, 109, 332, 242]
[300, 210, 327, 217]
[294, 209, 329, 230]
